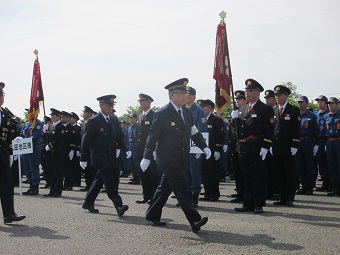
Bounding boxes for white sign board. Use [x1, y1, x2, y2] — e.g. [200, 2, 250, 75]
[12, 138, 33, 155]
[190, 132, 209, 153]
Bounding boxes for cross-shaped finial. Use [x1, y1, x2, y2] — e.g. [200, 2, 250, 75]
[219, 11, 226, 20]
[33, 49, 39, 56]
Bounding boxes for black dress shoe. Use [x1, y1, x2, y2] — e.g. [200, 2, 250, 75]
[199, 197, 210, 201]
[128, 180, 140, 185]
[273, 201, 286, 206]
[286, 201, 294, 206]
[116, 205, 129, 217]
[41, 184, 50, 189]
[230, 193, 238, 198]
[66, 187, 73, 191]
[234, 207, 254, 212]
[135, 198, 149, 204]
[44, 193, 53, 197]
[79, 187, 89, 191]
[254, 207, 264, 214]
[53, 193, 61, 197]
[82, 203, 99, 213]
[4, 214, 26, 224]
[230, 198, 243, 203]
[210, 197, 219, 201]
[148, 219, 166, 226]
[191, 217, 208, 233]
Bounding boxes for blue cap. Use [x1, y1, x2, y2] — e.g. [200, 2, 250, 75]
[187, 86, 196, 95]
[297, 96, 309, 103]
[129, 113, 138, 118]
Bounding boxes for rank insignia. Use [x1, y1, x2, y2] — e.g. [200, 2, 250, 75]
[171, 122, 175, 126]
[201, 118, 206, 124]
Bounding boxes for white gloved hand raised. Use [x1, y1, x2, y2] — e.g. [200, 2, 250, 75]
[231, 110, 239, 119]
[291, 147, 298, 156]
[80, 161, 87, 170]
[69, 150, 74, 160]
[140, 159, 150, 172]
[223, 145, 228, 153]
[126, 151, 132, 159]
[203, 147, 211, 159]
[116, 149, 121, 158]
[214, 151, 220, 161]
[195, 153, 201, 159]
[10, 155, 13, 168]
[313, 145, 319, 157]
[153, 151, 157, 161]
[45, 145, 50, 151]
[269, 147, 273, 155]
[259, 148, 268, 160]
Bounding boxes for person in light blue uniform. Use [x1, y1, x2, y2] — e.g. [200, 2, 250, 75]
[185, 87, 207, 207]
[321, 97, 340, 196]
[295, 96, 320, 195]
[314, 95, 330, 191]
[20, 118, 43, 195]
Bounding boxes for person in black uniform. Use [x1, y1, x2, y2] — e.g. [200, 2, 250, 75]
[80, 95, 131, 217]
[140, 78, 211, 232]
[271, 85, 300, 206]
[232, 79, 274, 214]
[41, 116, 53, 189]
[79, 106, 97, 191]
[45, 108, 66, 197]
[0, 82, 26, 224]
[61, 111, 73, 191]
[69, 112, 82, 187]
[135, 93, 159, 203]
[200, 99, 224, 201]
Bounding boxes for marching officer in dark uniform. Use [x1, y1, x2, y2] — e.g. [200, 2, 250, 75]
[231, 79, 274, 214]
[296, 96, 320, 195]
[140, 78, 211, 232]
[61, 111, 73, 191]
[272, 85, 300, 206]
[80, 95, 131, 217]
[41, 116, 53, 189]
[321, 97, 340, 196]
[0, 82, 25, 224]
[314, 95, 330, 192]
[9, 114, 21, 186]
[69, 112, 82, 187]
[135, 93, 159, 203]
[200, 99, 224, 201]
[80, 106, 97, 191]
[45, 108, 66, 197]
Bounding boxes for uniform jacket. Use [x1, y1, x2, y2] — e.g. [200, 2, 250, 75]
[206, 113, 224, 153]
[236, 100, 274, 153]
[187, 103, 207, 133]
[137, 109, 154, 158]
[299, 110, 320, 145]
[321, 110, 340, 139]
[143, 102, 207, 172]
[272, 103, 300, 155]
[21, 119, 43, 145]
[80, 113, 128, 168]
[48, 121, 66, 158]
[0, 107, 12, 165]
[69, 124, 81, 153]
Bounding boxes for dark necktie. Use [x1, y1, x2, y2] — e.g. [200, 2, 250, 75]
[106, 117, 110, 123]
[279, 107, 283, 117]
[178, 109, 184, 123]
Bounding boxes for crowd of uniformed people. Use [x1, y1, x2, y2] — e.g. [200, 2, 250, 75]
[1, 78, 340, 231]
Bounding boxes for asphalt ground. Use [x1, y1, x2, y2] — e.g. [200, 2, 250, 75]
[1, 177, 340, 255]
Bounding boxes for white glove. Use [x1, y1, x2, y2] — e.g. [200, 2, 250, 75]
[69, 150, 74, 160]
[43, 124, 49, 133]
[76, 151, 81, 157]
[140, 159, 150, 172]
[126, 151, 132, 159]
[13, 136, 23, 143]
[325, 145, 326, 152]
[116, 149, 121, 158]
[291, 147, 298, 156]
[152, 151, 157, 161]
[269, 147, 273, 155]
[203, 147, 211, 159]
[195, 153, 201, 159]
[214, 151, 220, 161]
[80, 161, 87, 170]
[259, 148, 268, 160]
[223, 145, 228, 153]
[45, 145, 50, 151]
[13, 155, 18, 161]
[10, 155, 13, 167]
[313, 145, 319, 157]
[231, 110, 239, 119]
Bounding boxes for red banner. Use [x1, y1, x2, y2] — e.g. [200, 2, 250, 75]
[28, 58, 44, 127]
[213, 21, 232, 116]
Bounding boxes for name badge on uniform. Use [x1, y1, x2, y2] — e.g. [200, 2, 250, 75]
[285, 116, 290, 120]
[171, 122, 175, 126]
[208, 125, 212, 128]
[251, 114, 257, 118]
[100, 128, 104, 131]
[145, 121, 150, 125]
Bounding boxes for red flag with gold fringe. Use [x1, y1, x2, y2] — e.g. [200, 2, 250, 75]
[213, 12, 232, 116]
[28, 52, 44, 127]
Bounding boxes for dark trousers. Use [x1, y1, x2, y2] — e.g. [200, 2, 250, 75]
[63, 157, 73, 189]
[202, 157, 220, 199]
[71, 156, 82, 186]
[140, 159, 159, 200]
[84, 166, 122, 208]
[238, 152, 266, 208]
[296, 139, 316, 183]
[231, 151, 244, 199]
[49, 152, 64, 195]
[316, 143, 329, 180]
[0, 159, 15, 217]
[85, 165, 97, 188]
[274, 154, 296, 202]
[326, 140, 340, 187]
[265, 153, 279, 197]
[146, 167, 201, 225]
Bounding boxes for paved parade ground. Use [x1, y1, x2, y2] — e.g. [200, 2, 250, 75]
[1, 178, 340, 255]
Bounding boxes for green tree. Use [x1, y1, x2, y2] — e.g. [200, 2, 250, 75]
[119, 104, 159, 122]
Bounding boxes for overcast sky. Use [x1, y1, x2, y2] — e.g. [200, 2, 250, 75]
[1, 0, 339, 119]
